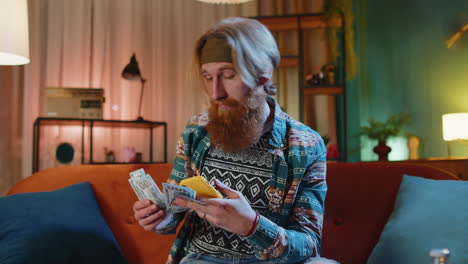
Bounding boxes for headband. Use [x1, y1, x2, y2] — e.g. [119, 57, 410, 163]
[200, 36, 233, 64]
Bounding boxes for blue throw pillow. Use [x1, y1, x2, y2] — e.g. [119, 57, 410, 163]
[368, 175, 468, 264]
[0, 182, 127, 264]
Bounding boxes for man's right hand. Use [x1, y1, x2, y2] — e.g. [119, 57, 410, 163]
[133, 199, 167, 231]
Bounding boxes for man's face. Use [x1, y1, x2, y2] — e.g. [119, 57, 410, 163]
[201, 62, 249, 106]
[202, 62, 266, 152]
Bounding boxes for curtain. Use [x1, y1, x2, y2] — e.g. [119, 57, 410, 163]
[0, 66, 25, 195]
[0, 0, 256, 195]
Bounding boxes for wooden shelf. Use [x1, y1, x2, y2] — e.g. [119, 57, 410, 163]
[257, 14, 342, 31]
[279, 56, 299, 67]
[34, 117, 166, 129]
[301, 15, 342, 29]
[304, 86, 344, 95]
[254, 13, 347, 161]
[257, 16, 298, 31]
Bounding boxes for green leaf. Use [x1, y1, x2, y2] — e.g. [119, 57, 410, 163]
[360, 112, 411, 141]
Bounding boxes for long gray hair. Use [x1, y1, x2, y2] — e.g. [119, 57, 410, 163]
[194, 17, 280, 96]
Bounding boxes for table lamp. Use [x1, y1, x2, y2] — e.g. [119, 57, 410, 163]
[121, 54, 147, 121]
[442, 113, 468, 157]
[0, 0, 30, 65]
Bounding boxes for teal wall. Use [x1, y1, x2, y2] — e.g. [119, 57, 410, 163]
[347, 0, 468, 161]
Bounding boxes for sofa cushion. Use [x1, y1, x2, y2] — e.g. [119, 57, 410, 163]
[0, 181, 127, 264]
[367, 174, 468, 264]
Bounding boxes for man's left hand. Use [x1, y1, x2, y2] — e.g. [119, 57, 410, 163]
[173, 179, 257, 236]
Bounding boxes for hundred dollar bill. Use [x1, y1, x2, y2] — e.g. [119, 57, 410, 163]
[130, 173, 166, 209]
[142, 173, 166, 208]
[129, 168, 148, 201]
[128, 177, 145, 201]
[129, 168, 207, 215]
[163, 183, 196, 213]
[129, 168, 146, 178]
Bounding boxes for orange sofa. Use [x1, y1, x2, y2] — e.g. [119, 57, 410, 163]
[7, 162, 457, 264]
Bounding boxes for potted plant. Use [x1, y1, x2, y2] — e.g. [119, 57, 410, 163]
[360, 112, 411, 161]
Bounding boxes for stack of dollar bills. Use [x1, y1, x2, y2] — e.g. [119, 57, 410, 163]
[128, 168, 196, 231]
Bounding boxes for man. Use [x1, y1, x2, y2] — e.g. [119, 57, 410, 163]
[133, 17, 328, 264]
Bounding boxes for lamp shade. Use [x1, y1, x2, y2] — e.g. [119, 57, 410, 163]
[121, 54, 142, 81]
[196, 0, 253, 4]
[442, 113, 468, 141]
[0, 0, 30, 65]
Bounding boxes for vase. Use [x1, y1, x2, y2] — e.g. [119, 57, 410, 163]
[407, 136, 420, 160]
[373, 141, 391, 161]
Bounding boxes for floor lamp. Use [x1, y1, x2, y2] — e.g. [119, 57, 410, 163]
[0, 0, 30, 65]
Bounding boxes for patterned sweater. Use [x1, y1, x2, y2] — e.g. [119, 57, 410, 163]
[163, 98, 327, 264]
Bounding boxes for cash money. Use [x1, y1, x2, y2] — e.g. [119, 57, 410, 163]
[129, 168, 199, 214]
[129, 169, 166, 209]
[163, 183, 196, 213]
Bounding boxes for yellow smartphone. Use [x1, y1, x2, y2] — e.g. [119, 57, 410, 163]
[180, 176, 223, 198]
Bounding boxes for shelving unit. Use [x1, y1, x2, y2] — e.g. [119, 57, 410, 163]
[32, 118, 167, 173]
[304, 86, 344, 95]
[255, 13, 347, 161]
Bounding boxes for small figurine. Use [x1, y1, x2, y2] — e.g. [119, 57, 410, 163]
[306, 67, 334, 86]
[408, 136, 420, 160]
[305, 74, 314, 86]
[326, 71, 335, 85]
[135, 152, 143, 163]
[321, 64, 336, 85]
[312, 72, 323, 85]
[104, 147, 115, 163]
[121, 147, 137, 163]
[318, 72, 325, 84]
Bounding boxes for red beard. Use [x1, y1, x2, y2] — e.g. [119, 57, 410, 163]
[206, 94, 266, 153]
